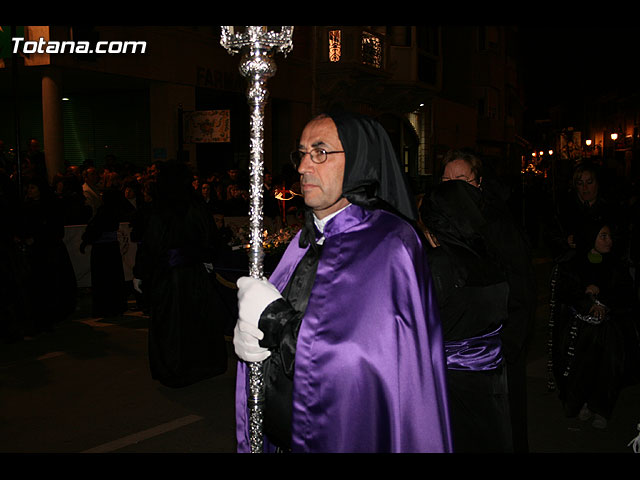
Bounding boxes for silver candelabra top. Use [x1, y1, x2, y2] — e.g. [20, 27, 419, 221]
[220, 26, 294, 55]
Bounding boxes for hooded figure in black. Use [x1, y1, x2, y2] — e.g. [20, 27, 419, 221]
[441, 148, 537, 452]
[233, 112, 452, 453]
[420, 180, 513, 452]
[134, 160, 229, 388]
[551, 217, 639, 428]
[20, 178, 77, 334]
[80, 187, 127, 318]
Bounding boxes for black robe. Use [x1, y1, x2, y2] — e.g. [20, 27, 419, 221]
[479, 175, 537, 452]
[137, 195, 229, 388]
[81, 203, 127, 318]
[422, 180, 513, 453]
[21, 196, 77, 332]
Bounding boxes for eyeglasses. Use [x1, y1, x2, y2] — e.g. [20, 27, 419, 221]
[290, 148, 344, 168]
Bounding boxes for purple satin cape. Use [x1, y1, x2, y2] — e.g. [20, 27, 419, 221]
[235, 205, 452, 453]
[445, 325, 503, 371]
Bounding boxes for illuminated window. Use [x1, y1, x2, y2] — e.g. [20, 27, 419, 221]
[329, 30, 341, 62]
[361, 31, 382, 68]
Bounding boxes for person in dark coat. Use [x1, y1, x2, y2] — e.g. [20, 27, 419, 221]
[80, 188, 127, 318]
[551, 218, 640, 429]
[134, 160, 229, 388]
[440, 149, 537, 452]
[419, 180, 513, 452]
[20, 178, 77, 334]
[550, 162, 620, 262]
[1, 172, 30, 342]
[129, 179, 156, 313]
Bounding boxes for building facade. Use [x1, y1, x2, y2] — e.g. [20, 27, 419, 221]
[1, 25, 526, 194]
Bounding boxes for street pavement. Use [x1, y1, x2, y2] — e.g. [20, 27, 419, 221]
[1, 292, 237, 454]
[1, 254, 639, 455]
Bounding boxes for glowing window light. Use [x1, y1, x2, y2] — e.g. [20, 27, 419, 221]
[361, 31, 382, 68]
[329, 30, 341, 62]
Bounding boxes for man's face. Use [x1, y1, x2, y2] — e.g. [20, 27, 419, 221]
[297, 117, 349, 219]
[442, 158, 481, 187]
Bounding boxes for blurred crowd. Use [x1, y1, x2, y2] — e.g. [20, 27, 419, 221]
[0, 139, 301, 344]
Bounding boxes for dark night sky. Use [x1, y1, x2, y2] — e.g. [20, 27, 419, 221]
[519, 26, 637, 115]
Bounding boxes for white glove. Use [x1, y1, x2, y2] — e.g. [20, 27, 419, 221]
[233, 320, 271, 362]
[233, 276, 282, 363]
[237, 276, 282, 325]
[133, 278, 143, 293]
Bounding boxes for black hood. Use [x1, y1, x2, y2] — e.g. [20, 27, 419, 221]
[328, 111, 417, 222]
[420, 179, 487, 255]
[298, 112, 417, 250]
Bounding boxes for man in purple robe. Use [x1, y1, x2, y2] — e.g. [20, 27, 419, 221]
[234, 112, 452, 453]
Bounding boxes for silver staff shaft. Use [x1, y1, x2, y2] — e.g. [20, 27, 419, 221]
[220, 26, 294, 454]
[244, 55, 269, 452]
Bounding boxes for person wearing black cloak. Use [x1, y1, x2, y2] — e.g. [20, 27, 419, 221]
[80, 188, 127, 318]
[134, 160, 228, 388]
[0, 171, 28, 343]
[440, 149, 537, 452]
[419, 180, 513, 452]
[551, 218, 640, 429]
[20, 178, 77, 335]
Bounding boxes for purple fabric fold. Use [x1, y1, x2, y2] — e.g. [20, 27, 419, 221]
[235, 205, 452, 453]
[445, 326, 503, 371]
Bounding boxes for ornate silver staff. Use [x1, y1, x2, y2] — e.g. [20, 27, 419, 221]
[220, 25, 294, 453]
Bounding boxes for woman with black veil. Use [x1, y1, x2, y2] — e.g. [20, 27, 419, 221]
[134, 160, 229, 388]
[419, 179, 513, 452]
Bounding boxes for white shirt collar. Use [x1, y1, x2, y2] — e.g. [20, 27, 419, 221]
[313, 203, 351, 243]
